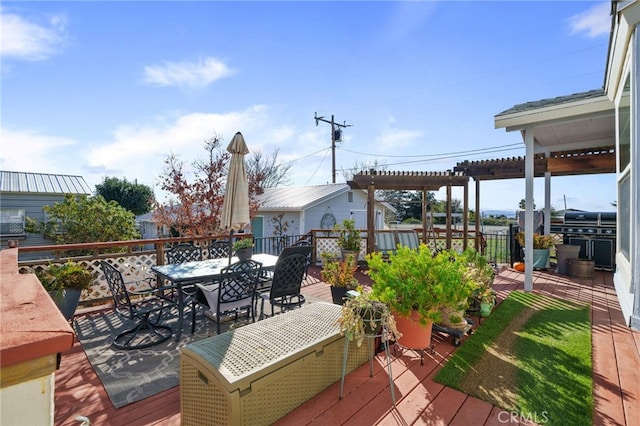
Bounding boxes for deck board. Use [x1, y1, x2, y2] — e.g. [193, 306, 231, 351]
[55, 266, 639, 426]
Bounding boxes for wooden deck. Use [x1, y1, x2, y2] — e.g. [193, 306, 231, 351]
[55, 266, 640, 425]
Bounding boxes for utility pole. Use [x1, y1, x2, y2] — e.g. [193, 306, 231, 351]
[314, 112, 352, 183]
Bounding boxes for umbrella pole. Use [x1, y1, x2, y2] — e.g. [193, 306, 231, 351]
[228, 229, 234, 265]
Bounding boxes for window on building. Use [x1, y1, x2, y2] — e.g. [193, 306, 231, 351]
[348, 191, 353, 203]
[0, 209, 25, 236]
[618, 75, 631, 171]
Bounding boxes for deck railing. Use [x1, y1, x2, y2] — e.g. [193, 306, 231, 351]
[16, 228, 510, 306]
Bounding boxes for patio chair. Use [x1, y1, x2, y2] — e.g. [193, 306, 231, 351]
[190, 259, 263, 334]
[166, 243, 204, 300]
[259, 247, 312, 318]
[208, 239, 231, 259]
[100, 260, 177, 350]
[166, 243, 203, 264]
[396, 230, 420, 250]
[374, 231, 398, 259]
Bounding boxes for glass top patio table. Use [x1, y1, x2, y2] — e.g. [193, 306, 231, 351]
[152, 253, 279, 340]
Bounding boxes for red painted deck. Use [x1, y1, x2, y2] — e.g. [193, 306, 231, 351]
[55, 267, 640, 425]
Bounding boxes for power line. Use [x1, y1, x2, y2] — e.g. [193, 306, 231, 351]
[342, 142, 523, 159]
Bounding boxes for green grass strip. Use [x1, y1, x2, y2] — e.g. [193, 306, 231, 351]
[434, 291, 592, 426]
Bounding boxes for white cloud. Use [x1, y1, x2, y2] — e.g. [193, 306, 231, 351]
[0, 127, 77, 173]
[568, 1, 611, 38]
[86, 106, 269, 192]
[378, 128, 422, 152]
[143, 57, 234, 89]
[0, 8, 67, 60]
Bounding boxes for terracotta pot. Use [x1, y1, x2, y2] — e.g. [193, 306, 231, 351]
[393, 310, 433, 349]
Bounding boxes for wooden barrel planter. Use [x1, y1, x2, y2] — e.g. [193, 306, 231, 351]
[567, 258, 595, 279]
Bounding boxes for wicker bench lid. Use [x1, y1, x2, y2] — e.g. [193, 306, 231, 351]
[181, 302, 342, 392]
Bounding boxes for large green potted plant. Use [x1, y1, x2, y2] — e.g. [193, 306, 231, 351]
[321, 253, 359, 305]
[334, 219, 361, 262]
[36, 261, 95, 320]
[367, 245, 474, 349]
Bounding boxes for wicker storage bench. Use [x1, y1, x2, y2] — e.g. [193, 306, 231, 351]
[180, 302, 370, 426]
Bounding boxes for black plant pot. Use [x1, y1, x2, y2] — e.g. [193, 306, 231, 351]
[330, 286, 349, 305]
[235, 247, 253, 261]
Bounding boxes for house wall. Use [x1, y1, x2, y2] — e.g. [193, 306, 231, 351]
[0, 193, 63, 247]
[610, 1, 639, 329]
[307, 190, 370, 231]
[260, 211, 303, 238]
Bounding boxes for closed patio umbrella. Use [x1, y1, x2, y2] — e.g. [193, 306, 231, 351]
[220, 132, 251, 261]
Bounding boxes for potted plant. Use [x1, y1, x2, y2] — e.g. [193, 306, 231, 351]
[36, 261, 95, 320]
[367, 245, 474, 349]
[321, 254, 359, 305]
[233, 238, 254, 261]
[516, 232, 559, 269]
[336, 287, 402, 348]
[319, 250, 340, 267]
[460, 249, 497, 317]
[334, 219, 362, 262]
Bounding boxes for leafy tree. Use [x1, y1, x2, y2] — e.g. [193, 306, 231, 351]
[518, 198, 536, 210]
[95, 176, 155, 216]
[153, 133, 282, 237]
[43, 194, 140, 244]
[383, 190, 437, 222]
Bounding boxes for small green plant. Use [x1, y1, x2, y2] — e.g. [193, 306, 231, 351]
[232, 238, 254, 251]
[336, 287, 402, 347]
[36, 261, 96, 291]
[321, 254, 358, 289]
[334, 219, 361, 251]
[460, 248, 496, 307]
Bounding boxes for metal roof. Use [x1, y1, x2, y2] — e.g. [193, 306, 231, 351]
[257, 183, 351, 211]
[0, 171, 92, 195]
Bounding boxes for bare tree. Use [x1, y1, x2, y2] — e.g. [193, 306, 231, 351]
[153, 133, 285, 237]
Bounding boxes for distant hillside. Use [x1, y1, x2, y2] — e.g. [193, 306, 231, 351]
[481, 209, 516, 218]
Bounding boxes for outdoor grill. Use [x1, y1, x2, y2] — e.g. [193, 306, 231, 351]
[550, 212, 616, 270]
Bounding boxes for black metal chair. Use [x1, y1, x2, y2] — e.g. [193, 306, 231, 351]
[166, 243, 203, 264]
[100, 261, 177, 350]
[166, 243, 204, 302]
[259, 246, 312, 318]
[191, 259, 263, 334]
[291, 240, 313, 281]
[208, 239, 231, 259]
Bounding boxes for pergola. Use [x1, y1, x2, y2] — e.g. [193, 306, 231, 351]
[348, 170, 470, 255]
[347, 145, 616, 258]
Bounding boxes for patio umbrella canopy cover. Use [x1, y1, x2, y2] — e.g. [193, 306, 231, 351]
[221, 131, 250, 232]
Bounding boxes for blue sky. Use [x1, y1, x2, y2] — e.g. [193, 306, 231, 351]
[1, 1, 616, 213]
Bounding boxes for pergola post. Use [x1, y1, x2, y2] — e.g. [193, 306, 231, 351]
[367, 184, 376, 254]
